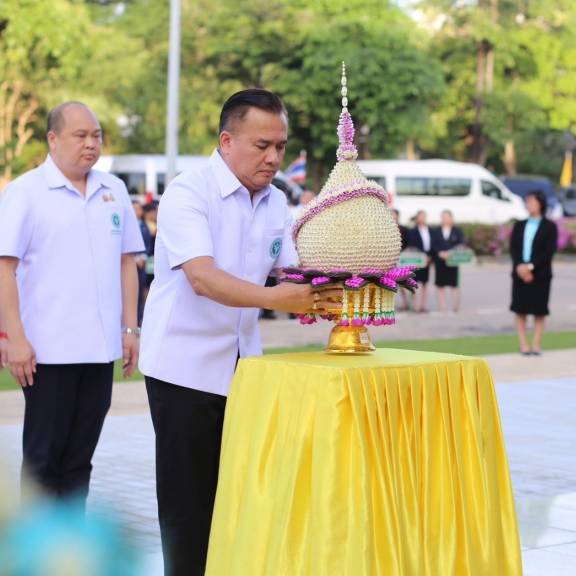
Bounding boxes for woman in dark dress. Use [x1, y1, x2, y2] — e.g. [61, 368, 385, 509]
[510, 191, 558, 355]
[407, 210, 433, 312]
[432, 210, 465, 313]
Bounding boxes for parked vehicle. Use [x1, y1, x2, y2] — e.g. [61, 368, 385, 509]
[558, 186, 576, 217]
[356, 159, 527, 225]
[500, 175, 563, 219]
[94, 154, 303, 201]
[94, 154, 207, 196]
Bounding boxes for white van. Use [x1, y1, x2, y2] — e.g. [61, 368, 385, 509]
[356, 159, 527, 225]
[94, 154, 208, 196]
[94, 154, 303, 202]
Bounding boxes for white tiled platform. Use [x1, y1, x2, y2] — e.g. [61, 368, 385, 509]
[496, 377, 576, 574]
[1, 376, 575, 575]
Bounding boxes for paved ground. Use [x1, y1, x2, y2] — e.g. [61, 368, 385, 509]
[0, 261, 574, 573]
[1, 350, 575, 574]
[260, 261, 576, 347]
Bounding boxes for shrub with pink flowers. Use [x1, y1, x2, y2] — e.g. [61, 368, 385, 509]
[458, 219, 576, 256]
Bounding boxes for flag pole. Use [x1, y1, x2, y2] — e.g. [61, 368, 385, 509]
[165, 0, 181, 185]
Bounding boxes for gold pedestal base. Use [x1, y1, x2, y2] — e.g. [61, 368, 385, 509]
[325, 324, 376, 354]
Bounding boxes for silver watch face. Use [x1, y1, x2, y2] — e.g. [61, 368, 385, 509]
[124, 328, 141, 336]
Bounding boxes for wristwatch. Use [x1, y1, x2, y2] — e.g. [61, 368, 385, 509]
[122, 327, 141, 336]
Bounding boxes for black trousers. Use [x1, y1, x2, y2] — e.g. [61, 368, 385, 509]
[146, 376, 227, 576]
[22, 363, 113, 503]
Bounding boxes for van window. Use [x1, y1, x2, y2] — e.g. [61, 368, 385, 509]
[116, 172, 146, 196]
[157, 173, 166, 195]
[370, 177, 388, 190]
[396, 177, 471, 196]
[482, 180, 510, 202]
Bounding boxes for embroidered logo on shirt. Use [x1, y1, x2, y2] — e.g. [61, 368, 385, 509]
[270, 237, 282, 259]
[111, 213, 122, 233]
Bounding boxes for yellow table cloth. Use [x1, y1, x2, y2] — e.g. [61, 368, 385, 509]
[206, 349, 521, 576]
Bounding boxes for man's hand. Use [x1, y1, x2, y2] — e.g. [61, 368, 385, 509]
[7, 335, 36, 387]
[122, 333, 139, 378]
[268, 283, 343, 315]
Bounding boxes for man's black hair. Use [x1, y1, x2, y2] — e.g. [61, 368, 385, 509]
[219, 89, 287, 134]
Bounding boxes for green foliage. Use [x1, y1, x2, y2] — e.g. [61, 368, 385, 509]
[1, 0, 576, 185]
[419, 0, 576, 177]
[458, 222, 511, 256]
[276, 18, 444, 165]
[264, 331, 576, 356]
[0, 0, 145, 184]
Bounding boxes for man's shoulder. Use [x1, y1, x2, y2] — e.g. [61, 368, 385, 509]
[162, 160, 215, 201]
[1, 164, 45, 202]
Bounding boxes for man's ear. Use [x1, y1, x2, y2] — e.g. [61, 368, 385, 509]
[47, 131, 57, 152]
[219, 130, 233, 155]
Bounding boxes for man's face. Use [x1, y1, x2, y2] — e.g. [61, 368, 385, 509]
[47, 105, 102, 178]
[219, 108, 288, 194]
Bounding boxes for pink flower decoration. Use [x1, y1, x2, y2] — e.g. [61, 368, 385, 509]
[344, 276, 364, 289]
[286, 273, 305, 281]
[336, 110, 358, 162]
[312, 276, 331, 286]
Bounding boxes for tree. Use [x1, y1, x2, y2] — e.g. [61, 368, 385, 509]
[192, 0, 444, 187]
[420, 0, 576, 178]
[0, 0, 144, 189]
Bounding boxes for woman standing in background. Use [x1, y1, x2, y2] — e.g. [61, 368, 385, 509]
[510, 191, 558, 355]
[408, 210, 433, 313]
[432, 210, 465, 313]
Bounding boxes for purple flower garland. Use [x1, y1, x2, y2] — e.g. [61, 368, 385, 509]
[282, 265, 418, 293]
[292, 187, 389, 241]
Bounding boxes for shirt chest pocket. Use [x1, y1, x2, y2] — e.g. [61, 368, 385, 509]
[100, 204, 124, 237]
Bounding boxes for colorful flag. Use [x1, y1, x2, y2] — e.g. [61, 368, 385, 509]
[285, 150, 307, 184]
[560, 150, 573, 188]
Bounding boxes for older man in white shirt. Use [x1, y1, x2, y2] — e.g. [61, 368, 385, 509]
[140, 89, 339, 576]
[0, 102, 144, 506]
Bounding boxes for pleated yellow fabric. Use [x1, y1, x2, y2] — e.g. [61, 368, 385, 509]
[205, 349, 522, 576]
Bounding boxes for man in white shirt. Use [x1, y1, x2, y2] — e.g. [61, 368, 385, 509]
[139, 89, 338, 576]
[0, 102, 144, 506]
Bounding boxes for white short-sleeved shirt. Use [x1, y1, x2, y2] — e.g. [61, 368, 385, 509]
[139, 149, 297, 396]
[0, 155, 145, 364]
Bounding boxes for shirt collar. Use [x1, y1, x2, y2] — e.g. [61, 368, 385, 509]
[209, 149, 271, 200]
[44, 154, 111, 197]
